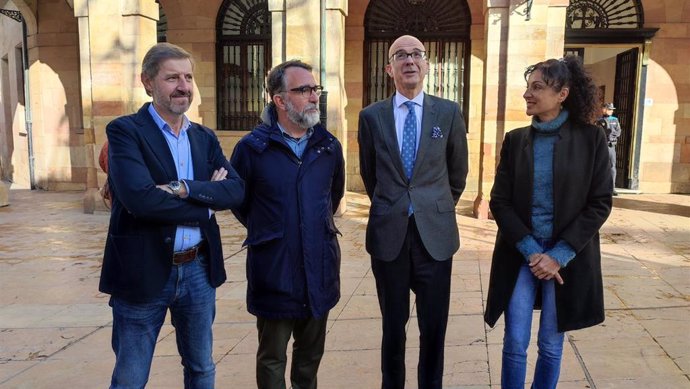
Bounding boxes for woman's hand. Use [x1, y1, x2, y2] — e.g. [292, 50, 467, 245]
[529, 253, 564, 285]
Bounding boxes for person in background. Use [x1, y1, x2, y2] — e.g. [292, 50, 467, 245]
[100, 42, 244, 389]
[358, 34, 468, 389]
[230, 59, 345, 389]
[599, 102, 622, 195]
[484, 56, 612, 389]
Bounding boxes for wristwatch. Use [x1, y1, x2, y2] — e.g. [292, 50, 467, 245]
[168, 180, 182, 196]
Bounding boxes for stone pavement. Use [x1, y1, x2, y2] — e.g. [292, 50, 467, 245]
[0, 189, 689, 389]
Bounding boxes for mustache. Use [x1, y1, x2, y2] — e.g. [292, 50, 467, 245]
[171, 91, 191, 98]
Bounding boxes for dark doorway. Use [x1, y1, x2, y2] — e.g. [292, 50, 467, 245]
[613, 47, 638, 188]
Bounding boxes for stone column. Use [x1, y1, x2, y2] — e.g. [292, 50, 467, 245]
[0, 180, 9, 207]
[268, 0, 285, 64]
[473, 0, 568, 219]
[76, 0, 157, 213]
[325, 0, 348, 213]
[474, 0, 510, 219]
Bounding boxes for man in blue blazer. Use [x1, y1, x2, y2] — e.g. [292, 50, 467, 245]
[358, 35, 468, 389]
[100, 43, 244, 389]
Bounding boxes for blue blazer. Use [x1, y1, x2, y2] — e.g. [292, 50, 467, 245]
[100, 103, 244, 301]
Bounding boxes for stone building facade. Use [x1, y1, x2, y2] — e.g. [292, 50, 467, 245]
[0, 0, 688, 216]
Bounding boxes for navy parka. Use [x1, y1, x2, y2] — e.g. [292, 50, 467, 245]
[230, 104, 345, 319]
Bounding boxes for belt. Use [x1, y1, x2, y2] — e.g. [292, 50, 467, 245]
[172, 241, 207, 265]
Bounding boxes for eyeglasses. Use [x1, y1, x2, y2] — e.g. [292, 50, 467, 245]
[390, 50, 426, 63]
[287, 85, 324, 98]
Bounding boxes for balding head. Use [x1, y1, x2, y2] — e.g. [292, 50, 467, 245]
[388, 35, 425, 59]
[386, 35, 428, 99]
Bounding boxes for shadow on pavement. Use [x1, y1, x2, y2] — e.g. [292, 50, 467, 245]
[613, 197, 690, 218]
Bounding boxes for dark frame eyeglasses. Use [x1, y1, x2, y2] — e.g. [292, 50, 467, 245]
[389, 50, 426, 63]
[287, 85, 324, 97]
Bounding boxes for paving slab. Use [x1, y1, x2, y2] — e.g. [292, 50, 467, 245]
[0, 190, 689, 388]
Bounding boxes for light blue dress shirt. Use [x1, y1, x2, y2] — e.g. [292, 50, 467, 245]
[393, 91, 424, 155]
[277, 122, 313, 159]
[148, 104, 202, 252]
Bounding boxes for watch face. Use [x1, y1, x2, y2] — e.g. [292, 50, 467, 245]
[169, 181, 181, 192]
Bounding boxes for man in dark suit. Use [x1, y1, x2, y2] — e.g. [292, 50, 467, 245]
[358, 35, 469, 389]
[100, 43, 244, 388]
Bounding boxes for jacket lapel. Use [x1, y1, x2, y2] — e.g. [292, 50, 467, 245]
[553, 121, 572, 201]
[412, 94, 437, 180]
[187, 124, 209, 181]
[377, 97, 407, 181]
[136, 103, 178, 180]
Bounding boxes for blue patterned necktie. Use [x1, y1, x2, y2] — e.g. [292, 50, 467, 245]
[401, 101, 417, 179]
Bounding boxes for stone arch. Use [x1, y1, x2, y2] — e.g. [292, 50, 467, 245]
[2, 0, 37, 35]
[566, 0, 643, 29]
[215, 0, 271, 131]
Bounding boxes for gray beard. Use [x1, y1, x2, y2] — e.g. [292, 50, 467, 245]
[287, 101, 320, 129]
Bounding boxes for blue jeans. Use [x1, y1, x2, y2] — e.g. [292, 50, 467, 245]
[109, 253, 216, 389]
[502, 264, 564, 389]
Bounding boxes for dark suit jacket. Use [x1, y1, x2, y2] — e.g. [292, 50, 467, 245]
[99, 103, 244, 301]
[484, 121, 612, 332]
[358, 93, 468, 261]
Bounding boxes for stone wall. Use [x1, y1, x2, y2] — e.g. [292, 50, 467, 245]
[0, 2, 25, 187]
[640, 0, 690, 193]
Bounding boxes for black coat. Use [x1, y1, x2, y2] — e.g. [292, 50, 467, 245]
[484, 121, 612, 332]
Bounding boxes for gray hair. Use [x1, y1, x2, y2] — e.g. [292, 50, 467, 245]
[141, 43, 194, 81]
[265, 60, 313, 98]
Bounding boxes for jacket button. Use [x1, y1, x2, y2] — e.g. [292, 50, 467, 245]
[164, 237, 172, 244]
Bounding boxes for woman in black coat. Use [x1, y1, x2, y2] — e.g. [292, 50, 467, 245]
[484, 56, 612, 389]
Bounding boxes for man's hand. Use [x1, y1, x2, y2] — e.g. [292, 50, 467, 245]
[529, 253, 564, 285]
[156, 168, 227, 199]
[211, 167, 228, 182]
[156, 182, 188, 198]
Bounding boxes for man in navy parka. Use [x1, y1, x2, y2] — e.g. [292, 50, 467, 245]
[230, 60, 345, 389]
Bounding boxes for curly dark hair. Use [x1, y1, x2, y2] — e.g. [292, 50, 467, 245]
[524, 56, 599, 125]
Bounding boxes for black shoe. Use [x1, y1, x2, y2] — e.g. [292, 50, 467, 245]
[612, 190, 618, 196]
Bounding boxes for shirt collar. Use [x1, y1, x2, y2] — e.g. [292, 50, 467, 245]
[147, 103, 190, 135]
[277, 122, 314, 142]
[394, 91, 425, 109]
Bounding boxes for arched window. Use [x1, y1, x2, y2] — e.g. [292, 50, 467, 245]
[216, 0, 271, 131]
[566, 0, 643, 29]
[364, 0, 471, 112]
